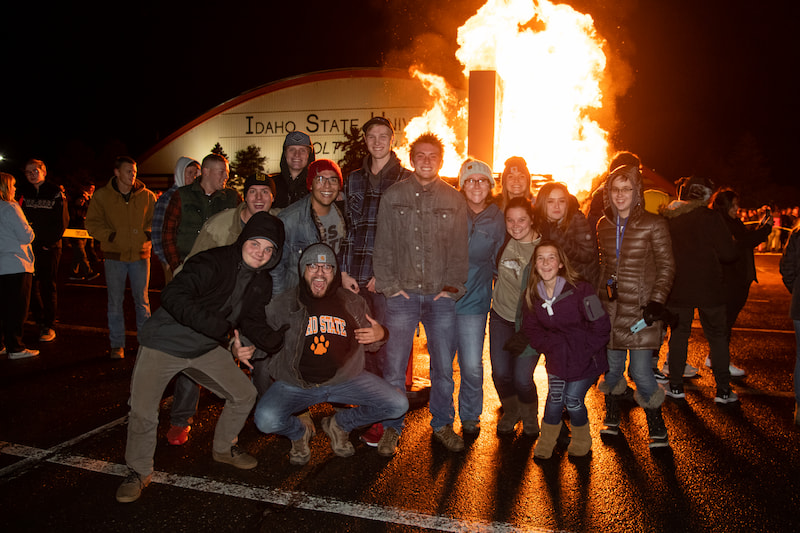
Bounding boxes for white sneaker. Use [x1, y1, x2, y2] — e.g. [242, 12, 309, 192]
[704, 357, 746, 377]
[661, 362, 698, 378]
[9, 348, 39, 360]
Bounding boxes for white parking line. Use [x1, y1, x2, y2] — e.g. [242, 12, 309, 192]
[0, 441, 543, 533]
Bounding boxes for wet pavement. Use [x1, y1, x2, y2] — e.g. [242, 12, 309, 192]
[1, 254, 799, 532]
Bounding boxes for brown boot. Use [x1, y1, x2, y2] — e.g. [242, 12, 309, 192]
[519, 401, 539, 437]
[567, 422, 592, 456]
[534, 421, 562, 459]
[497, 396, 521, 434]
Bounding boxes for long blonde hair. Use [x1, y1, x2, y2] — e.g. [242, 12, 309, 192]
[524, 240, 580, 309]
[0, 173, 15, 202]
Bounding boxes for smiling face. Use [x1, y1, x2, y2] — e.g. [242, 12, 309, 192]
[241, 238, 275, 269]
[505, 206, 535, 242]
[245, 185, 273, 217]
[462, 174, 492, 211]
[364, 124, 394, 161]
[545, 187, 568, 223]
[304, 262, 335, 297]
[610, 177, 634, 218]
[504, 169, 529, 199]
[410, 142, 443, 184]
[309, 170, 340, 212]
[534, 244, 563, 283]
[24, 163, 45, 186]
[285, 145, 310, 174]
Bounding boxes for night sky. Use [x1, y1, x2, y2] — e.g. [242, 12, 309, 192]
[2, 0, 798, 201]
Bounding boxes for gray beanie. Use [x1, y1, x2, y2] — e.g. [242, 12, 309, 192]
[298, 243, 337, 274]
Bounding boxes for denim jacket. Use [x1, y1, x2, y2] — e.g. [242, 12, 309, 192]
[374, 176, 469, 299]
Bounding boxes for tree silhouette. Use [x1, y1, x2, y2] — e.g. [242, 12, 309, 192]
[210, 142, 228, 161]
[230, 144, 267, 194]
[337, 126, 368, 177]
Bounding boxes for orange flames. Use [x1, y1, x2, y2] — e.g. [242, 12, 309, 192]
[399, 0, 611, 196]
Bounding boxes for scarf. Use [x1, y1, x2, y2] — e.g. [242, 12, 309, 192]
[537, 276, 567, 316]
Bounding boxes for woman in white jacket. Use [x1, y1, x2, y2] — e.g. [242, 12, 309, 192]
[0, 172, 37, 359]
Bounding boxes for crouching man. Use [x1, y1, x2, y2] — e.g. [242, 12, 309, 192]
[116, 212, 286, 503]
[251, 243, 408, 465]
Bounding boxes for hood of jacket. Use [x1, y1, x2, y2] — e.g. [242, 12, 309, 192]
[173, 156, 199, 188]
[236, 211, 285, 271]
[659, 198, 706, 219]
[603, 165, 645, 222]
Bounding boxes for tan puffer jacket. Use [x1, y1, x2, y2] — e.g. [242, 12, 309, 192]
[597, 169, 675, 350]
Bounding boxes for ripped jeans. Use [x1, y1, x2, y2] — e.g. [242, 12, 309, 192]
[542, 374, 596, 426]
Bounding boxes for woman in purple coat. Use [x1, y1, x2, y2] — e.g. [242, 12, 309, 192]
[521, 241, 610, 459]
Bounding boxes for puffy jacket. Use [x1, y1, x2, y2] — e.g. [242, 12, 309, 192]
[539, 199, 600, 288]
[598, 170, 675, 350]
[521, 280, 610, 381]
[85, 178, 156, 262]
[456, 203, 506, 315]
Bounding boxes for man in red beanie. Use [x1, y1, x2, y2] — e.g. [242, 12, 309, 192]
[272, 159, 346, 297]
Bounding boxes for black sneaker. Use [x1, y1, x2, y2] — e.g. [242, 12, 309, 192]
[665, 384, 685, 399]
[714, 389, 739, 404]
[653, 368, 668, 383]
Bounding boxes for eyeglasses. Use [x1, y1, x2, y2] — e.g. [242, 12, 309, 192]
[464, 177, 491, 186]
[611, 187, 633, 195]
[312, 176, 339, 186]
[306, 263, 334, 273]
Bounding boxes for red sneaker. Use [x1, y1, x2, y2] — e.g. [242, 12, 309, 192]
[359, 423, 384, 447]
[167, 424, 191, 445]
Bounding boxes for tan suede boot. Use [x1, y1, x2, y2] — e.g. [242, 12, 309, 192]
[534, 421, 562, 459]
[497, 396, 521, 434]
[567, 422, 592, 456]
[519, 401, 540, 436]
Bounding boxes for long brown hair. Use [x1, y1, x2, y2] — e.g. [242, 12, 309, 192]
[524, 240, 580, 309]
[534, 182, 575, 227]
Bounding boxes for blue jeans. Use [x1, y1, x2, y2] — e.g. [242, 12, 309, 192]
[383, 292, 457, 432]
[794, 320, 800, 402]
[455, 313, 488, 422]
[606, 348, 658, 401]
[253, 371, 408, 440]
[542, 374, 596, 425]
[105, 259, 151, 348]
[488, 310, 538, 403]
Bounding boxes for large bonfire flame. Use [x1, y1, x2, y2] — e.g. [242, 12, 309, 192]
[400, 0, 611, 196]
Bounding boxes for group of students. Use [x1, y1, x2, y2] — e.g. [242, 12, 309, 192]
[102, 115, 786, 502]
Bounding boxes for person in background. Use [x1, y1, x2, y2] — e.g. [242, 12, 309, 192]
[662, 176, 738, 404]
[270, 131, 316, 209]
[151, 156, 200, 283]
[340, 116, 412, 447]
[18, 159, 68, 343]
[535, 181, 600, 288]
[161, 153, 240, 274]
[710, 188, 772, 377]
[780, 219, 800, 425]
[498, 156, 533, 209]
[596, 164, 675, 447]
[85, 156, 156, 359]
[0, 172, 38, 359]
[489, 197, 541, 437]
[67, 182, 100, 282]
[454, 158, 506, 434]
[521, 241, 610, 459]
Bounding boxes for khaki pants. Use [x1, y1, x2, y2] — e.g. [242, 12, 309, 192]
[125, 345, 256, 477]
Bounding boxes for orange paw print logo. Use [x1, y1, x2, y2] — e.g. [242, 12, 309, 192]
[311, 335, 329, 355]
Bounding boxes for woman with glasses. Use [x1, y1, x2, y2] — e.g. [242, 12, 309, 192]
[596, 164, 675, 448]
[454, 159, 506, 434]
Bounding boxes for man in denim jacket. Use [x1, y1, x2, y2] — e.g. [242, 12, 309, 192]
[373, 132, 469, 456]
